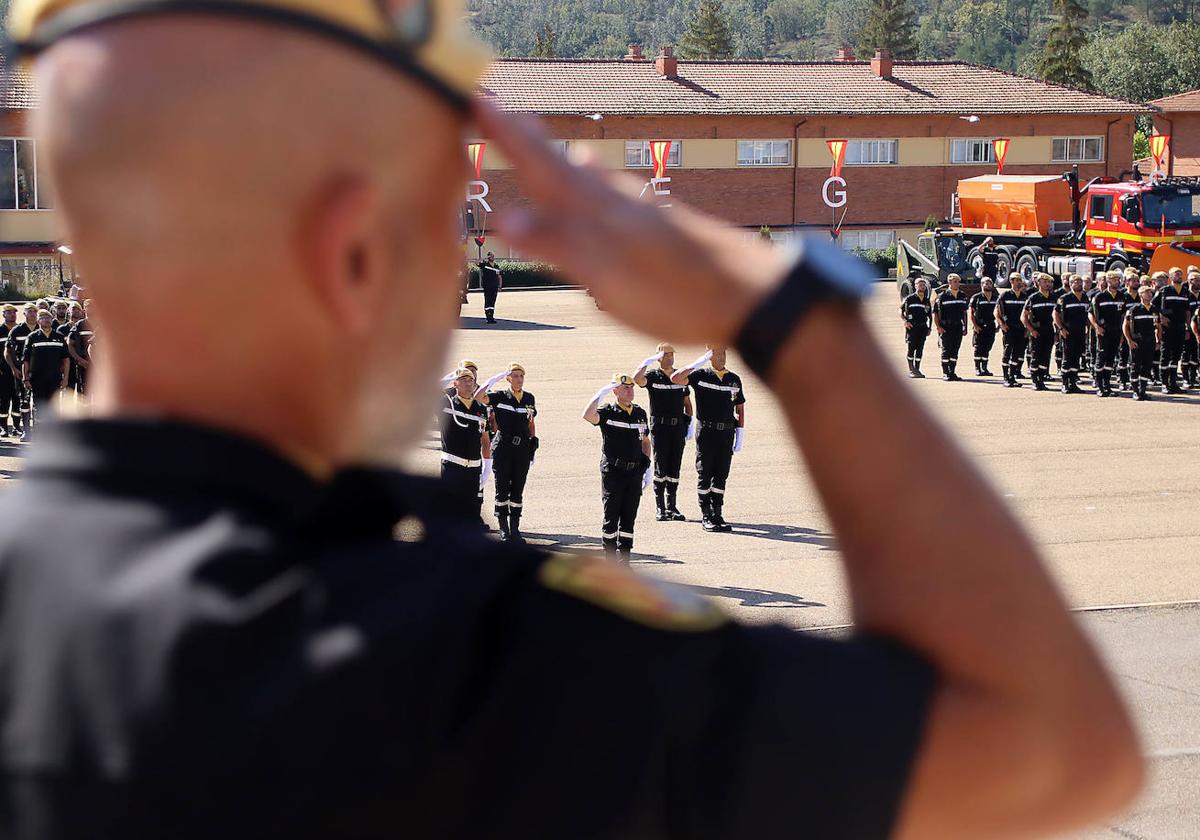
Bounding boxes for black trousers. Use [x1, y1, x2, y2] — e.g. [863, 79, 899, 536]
[1062, 329, 1086, 374]
[1161, 330, 1186, 374]
[29, 382, 58, 427]
[650, 420, 687, 485]
[1096, 330, 1121, 373]
[0, 374, 15, 426]
[482, 281, 499, 317]
[905, 327, 928, 365]
[1183, 333, 1198, 371]
[940, 326, 964, 364]
[440, 460, 482, 518]
[14, 381, 29, 428]
[601, 466, 641, 553]
[1001, 328, 1027, 372]
[1118, 340, 1131, 379]
[1030, 332, 1055, 375]
[973, 327, 996, 366]
[1132, 341, 1157, 383]
[494, 441, 532, 514]
[696, 426, 735, 500]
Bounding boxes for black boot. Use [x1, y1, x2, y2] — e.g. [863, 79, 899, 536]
[616, 537, 632, 564]
[906, 358, 916, 377]
[485, 308, 496, 324]
[666, 484, 686, 521]
[1068, 372, 1082, 393]
[508, 509, 524, 544]
[980, 361, 994, 376]
[496, 507, 510, 541]
[948, 362, 961, 381]
[701, 495, 719, 532]
[912, 359, 925, 379]
[1169, 369, 1183, 394]
[908, 359, 921, 379]
[942, 362, 952, 381]
[1061, 372, 1071, 393]
[654, 483, 668, 521]
[602, 537, 618, 556]
[1161, 371, 1171, 395]
[1014, 363, 1025, 379]
[1033, 371, 1047, 391]
[710, 497, 733, 533]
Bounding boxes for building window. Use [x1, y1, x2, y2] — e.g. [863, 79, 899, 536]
[548, 140, 569, 159]
[624, 140, 681, 168]
[951, 138, 994, 164]
[736, 140, 792, 166]
[845, 139, 897, 165]
[0, 138, 49, 210]
[840, 229, 895, 251]
[1052, 136, 1103, 163]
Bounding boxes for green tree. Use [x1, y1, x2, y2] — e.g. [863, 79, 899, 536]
[1036, 0, 1094, 90]
[857, 0, 918, 59]
[679, 0, 736, 58]
[532, 23, 558, 57]
[1085, 22, 1200, 104]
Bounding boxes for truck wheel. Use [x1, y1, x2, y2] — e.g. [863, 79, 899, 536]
[898, 278, 913, 299]
[1015, 250, 1040, 284]
[967, 247, 985, 279]
[1106, 256, 1128, 274]
[995, 248, 1016, 284]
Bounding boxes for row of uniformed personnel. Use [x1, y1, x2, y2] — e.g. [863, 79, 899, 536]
[0, 299, 95, 437]
[901, 266, 1200, 400]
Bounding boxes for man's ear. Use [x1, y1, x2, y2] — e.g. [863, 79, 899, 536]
[300, 177, 387, 335]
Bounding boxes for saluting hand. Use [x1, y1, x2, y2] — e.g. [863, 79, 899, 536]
[475, 103, 791, 344]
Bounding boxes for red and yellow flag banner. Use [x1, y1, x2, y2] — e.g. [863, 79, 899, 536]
[650, 140, 673, 180]
[826, 140, 847, 178]
[467, 142, 486, 180]
[993, 138, 1010, 175]
[1150, 133, 1170, 170]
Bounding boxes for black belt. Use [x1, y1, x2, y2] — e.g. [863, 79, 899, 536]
[700, 421, 735, 431]
[497, 435, 529, 447]
[651, 416, 686, 427]
[607, 458, 642, 470]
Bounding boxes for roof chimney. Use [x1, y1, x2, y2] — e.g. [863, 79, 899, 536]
[837, 45, 855, 62]
[624, 43, 644, 60]
[656, 46, 678, 79]
[871, 48, 893, 79]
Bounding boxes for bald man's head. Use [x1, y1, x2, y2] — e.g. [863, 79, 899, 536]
[32, 16, 471, 467]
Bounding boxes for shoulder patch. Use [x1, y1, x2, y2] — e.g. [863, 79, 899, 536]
[538, 553, 727, 633]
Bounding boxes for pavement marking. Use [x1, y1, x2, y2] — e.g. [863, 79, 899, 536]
[1148, 747, 1200, 758]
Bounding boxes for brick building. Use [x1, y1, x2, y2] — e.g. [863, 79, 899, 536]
[474, 48, 1148, 257]
[1150, 89, 1200, 177]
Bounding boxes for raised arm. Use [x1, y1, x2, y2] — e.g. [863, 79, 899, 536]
[631, 351, 663, 387]
[582, 384, 611, 426]
[474, 370, 508, 404]
[478, 102, 1141, 839]
[670, 350, 712, 385]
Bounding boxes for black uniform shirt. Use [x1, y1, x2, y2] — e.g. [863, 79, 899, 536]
[0, 420, 932, 840]
[1126, 302, 1160, 344]
[996, 288, 1029, 331]
[900, 293, 931, 331]
[440, 394, 488, 462]
[641, 368, 688, 420]
[688, 368, 745, 425]
[932, 289, 968, 327]
[968, 291, 998, 330]
[480, 262, 502, 289]
[488, 389, 535, 442]
[8, 323, 33, 366]
[1154, 284, 1192, 332]
[1190, 291, 1200, 330]
[24, 328, 69, 386]
[68, 320, 94, 362]
[1091, 291, 1124, 333]
[596, 402, 648, 467]
[1056, 292, 1091, 334]
[0, 325, 14, 381]
[1023, 291, 1057, 333]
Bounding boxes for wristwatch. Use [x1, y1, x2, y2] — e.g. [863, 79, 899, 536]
[734, 238, 875, 379]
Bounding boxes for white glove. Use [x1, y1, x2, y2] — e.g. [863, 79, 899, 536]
[733, 428, 744, 453]
[439, 371, 457, 386]
[639, 351, 664, 369]
[481, 371, 508, 392]
[686, 417, 695, 441]
[642, 467, 652, 491]
[479, 458, 493, 489]
[591, 384, 614, 404]
[685, 350, 713, 370]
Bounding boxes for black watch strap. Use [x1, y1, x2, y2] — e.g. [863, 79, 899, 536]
[734, 245, 864, 380]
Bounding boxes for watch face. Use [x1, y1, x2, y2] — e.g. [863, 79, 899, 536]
[797, 237, 876, 298]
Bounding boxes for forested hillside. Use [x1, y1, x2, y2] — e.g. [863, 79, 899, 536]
[467, 0, 1200, 105]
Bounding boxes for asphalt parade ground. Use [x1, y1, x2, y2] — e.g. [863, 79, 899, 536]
[0, 283, 1195, 837]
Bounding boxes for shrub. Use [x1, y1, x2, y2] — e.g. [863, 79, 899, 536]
[848, 243, 897, 277]
[467, 259, 561, 289]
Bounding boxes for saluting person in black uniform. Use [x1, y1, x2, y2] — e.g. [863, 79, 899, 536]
[1182, 269, 1200, 388]
[583, 374, 650, 560]
[439, 367, 491, 521]
[1054, 274, 1090, 394]
[485, 363, 537, 542]
[1124, 285, 1161, 401]
[21, 308, 70, 431]
[0, 305, 19, 436]
[633, 343, 693, 521]
[900, 278, 931, 378]
[479, 251, 502, 324]
[1154, 268, 1191, 394]
[995, 273, 1028, 387]
[1022, 274, 1058, 391]
[932, 273, 968, 381]
[673, 346, 745, 533]
[1089, 272, 1125, 398]
[969, 276, 998, 377]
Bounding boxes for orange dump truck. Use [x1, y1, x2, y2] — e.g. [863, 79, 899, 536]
[896, 167, 1200, 297]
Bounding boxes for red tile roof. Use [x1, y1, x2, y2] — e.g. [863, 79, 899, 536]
[1151, 89, 1200, 112]
[0, 55, 38, 110]
[480, 59, 1148, 117]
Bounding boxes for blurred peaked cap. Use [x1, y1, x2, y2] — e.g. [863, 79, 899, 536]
[655, 342, 674, 353]
[611, 374, 634, 386]
[507, 363, 525, 374]
[453, 367, 475, 380]
[1, 305, 16, 312]
[8, 0, 491, 102]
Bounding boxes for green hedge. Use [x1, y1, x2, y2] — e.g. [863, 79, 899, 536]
[467, 260, 562, 288]
[847, 244, 897, 277]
